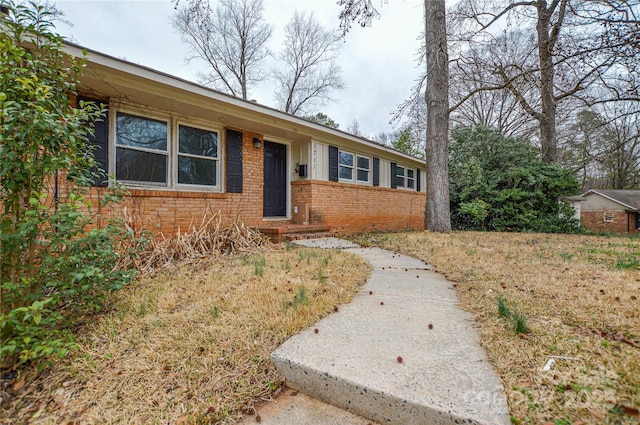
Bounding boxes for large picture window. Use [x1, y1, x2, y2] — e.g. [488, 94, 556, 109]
[116, 112, 168, 185]
[114, 110, 221, 190]
[178, 124, 219, 186]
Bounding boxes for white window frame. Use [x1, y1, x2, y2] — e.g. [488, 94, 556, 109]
[339, 150, 371, 184]
[406, 168, 415, 189]
[396, 165, 416, 190]
[175, 121, 221, 191]
[356, 154, 371, 183]
[338, 150, 355, 181]
[603, 211, 614, 223]
[114, 110, 170, 187]
[111, 105, 223, 192]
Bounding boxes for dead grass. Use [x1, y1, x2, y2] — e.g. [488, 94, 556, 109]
[2, 245, 370, 424]
[351, 231, 640, 425]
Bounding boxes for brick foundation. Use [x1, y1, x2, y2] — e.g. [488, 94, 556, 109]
[291, 180, 425, 234]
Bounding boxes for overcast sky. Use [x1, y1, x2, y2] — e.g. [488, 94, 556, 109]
[55, 0, 425, 138]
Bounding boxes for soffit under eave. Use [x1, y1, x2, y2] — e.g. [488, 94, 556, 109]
[78, 65, 312, 143]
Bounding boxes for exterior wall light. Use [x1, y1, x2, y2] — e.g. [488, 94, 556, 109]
[253, 138, 262, 148]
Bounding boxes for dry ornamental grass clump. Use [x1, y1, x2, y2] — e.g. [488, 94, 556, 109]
[2, 245, 370, 424]
[352, 231, 640, 425]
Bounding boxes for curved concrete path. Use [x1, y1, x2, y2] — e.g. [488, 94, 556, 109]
[244, 238, 510, 425]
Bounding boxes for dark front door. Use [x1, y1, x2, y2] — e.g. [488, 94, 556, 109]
[263, 141, 287, 217]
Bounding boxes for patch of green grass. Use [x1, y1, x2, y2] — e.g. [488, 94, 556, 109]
[317, 267, 327, 284]
[616, 254, 640, 270]
[254, 257, 266, 276]
[292, 286, 309, 308]
[497, 295, 529, 334]
[211, 306, 220, 319]
[498, 295, 511, 318]
[511, 310, 530, 334]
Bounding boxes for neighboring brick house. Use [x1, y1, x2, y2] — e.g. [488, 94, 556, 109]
[66, 42, 427, 239]
[571, 190, 640, 234]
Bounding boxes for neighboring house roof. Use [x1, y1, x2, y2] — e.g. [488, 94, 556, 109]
[581, 189, 640, 211]
[62, 41, 424, 166]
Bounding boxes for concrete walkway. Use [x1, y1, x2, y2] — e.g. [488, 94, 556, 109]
[242, 238, 510, 425]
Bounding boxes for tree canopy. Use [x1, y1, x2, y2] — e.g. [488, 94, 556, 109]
[449, 126, 580, 233]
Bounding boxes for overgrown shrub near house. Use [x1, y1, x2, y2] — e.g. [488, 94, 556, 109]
[449, 126, 580, 233]
[0, 2, 137, 369]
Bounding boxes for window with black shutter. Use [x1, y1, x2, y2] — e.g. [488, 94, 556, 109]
[226, 129, 243, 193]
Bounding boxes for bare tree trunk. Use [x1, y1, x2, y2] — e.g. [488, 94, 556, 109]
[424, 0, 451, 232]
[536, 2, 558, 163]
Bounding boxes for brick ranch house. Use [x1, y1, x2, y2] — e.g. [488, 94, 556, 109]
[568, 190, 640, 234]
[67, 42, 427, 240]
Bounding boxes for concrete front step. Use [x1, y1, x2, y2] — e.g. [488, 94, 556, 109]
[271, 239, 510, 425]
[282, 232, 336, 241]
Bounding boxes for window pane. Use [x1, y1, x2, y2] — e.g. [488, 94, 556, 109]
[116, 112, 167, 151]
[407, 178, 414, 189]
[357, 169, 369, 182]
[339, 166, 353, 180]
[116, 147, 167, 184]
[178, 156, 217, 186]
[357, 156, 369, 169]
[397, 166, 405, 177]
[179, 125, 218, 158]
[407, 169, 414, 178]
[339, 152, 353, 166]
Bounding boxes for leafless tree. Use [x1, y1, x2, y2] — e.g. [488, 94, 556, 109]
[346, 119, 362, 136]
[448, 0, 640, 163]
[273, 11, 344, 116]
[337, 0, 451, 232]
[172, 0, 272, 99]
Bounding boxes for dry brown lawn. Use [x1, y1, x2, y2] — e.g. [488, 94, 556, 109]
[1, 245, 370, 424]
[351, 231, 639, 425]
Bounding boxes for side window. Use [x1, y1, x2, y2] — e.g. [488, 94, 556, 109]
[178, 124, 219, 187]
[603, 212, 614, 223]
[396, 165, 406, 188]
[406, 168, 415, 189]
[115, 112, 168, 186]
[339, 150, 354, 180]
[356, 155, 370, 183]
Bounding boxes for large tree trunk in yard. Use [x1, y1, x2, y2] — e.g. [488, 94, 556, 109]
[537, 2, 558, 163]
[425, 0, 451, 232]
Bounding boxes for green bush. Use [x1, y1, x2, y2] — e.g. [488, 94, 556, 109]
[450, 126, 580, 233]
[1, 2, 138, 369]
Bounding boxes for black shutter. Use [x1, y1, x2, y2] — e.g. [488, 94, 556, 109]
[80, 97, 109, 187]
[416, 169, 421, 192]
[226, 129, 243, 193]
[329, 145, 338, 182]
[390, 162, 397, 189]
[372, 157, 380, 186]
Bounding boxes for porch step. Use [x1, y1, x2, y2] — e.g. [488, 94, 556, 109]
[256, 224, 332, 243]
[282, 232, 336, 242]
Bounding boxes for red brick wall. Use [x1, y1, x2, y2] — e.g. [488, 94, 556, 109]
[51, 128, 426, 237]
[291, 180, 426, 233]
[85, 130, 265, 236]
[581, 211, 639, 234]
